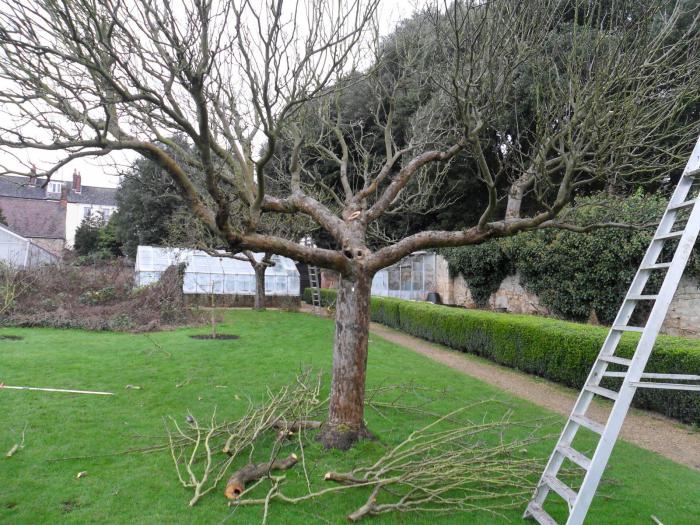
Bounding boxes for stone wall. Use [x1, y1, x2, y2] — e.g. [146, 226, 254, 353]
[438, 262, 699, 338]
[185, 294, 300, 308]
[662, 276, 700, 337]
[30, 238, 65, 256]
[485, 273, 550, 315]
[443, 270, 549, 315]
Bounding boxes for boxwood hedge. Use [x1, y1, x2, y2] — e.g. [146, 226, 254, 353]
[304, 288, 700, 425]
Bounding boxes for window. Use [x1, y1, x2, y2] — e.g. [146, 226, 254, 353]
[83, 207, 92, 219]
[47, 181, 62, 194]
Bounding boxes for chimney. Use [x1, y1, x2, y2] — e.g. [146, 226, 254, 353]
[60, 186, 68, 208]
[72, 169, 82, 193]
[29, 165, 37, 186]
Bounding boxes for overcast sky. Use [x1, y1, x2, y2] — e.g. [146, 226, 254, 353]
[0, 0, 426, 189]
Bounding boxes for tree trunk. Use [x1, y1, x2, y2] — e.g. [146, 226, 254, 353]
[253, 265, 266, 310]
[317, 272, 373, 450]
[505, 170, 535, 220]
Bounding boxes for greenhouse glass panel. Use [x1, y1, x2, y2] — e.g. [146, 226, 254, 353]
[134, 246, 299, 296]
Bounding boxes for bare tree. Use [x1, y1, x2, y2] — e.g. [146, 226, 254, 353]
[0, 0, 698, 449]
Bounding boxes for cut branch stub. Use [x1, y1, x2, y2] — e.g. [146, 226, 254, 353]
[272, 419, 322, 441]
[224, 454, 298, 500]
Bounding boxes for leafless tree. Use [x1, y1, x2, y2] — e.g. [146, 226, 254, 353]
[0, 0, 698, 449]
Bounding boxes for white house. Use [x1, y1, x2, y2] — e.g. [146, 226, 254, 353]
[63, 170, 118, 247]
[0, 170, 118, 252]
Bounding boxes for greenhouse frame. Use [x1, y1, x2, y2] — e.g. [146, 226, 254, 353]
[371, 251, 437, 300]
[0, 224, 58, 267]
[134, 246, 301, 296]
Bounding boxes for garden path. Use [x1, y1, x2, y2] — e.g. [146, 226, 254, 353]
[367, 321, 700, 469]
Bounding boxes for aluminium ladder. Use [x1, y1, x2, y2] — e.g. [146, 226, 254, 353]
[525, 135, 700, 525]
[302, 237, 323, 312]
[308, 264, 323, 312]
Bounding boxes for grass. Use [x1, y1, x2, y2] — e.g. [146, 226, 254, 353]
[0, 309, 698, 524]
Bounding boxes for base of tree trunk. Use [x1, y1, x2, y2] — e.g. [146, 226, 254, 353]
[316, 422, 374, 451]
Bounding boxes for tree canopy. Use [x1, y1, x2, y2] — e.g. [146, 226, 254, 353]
[1, 0, 699, 448]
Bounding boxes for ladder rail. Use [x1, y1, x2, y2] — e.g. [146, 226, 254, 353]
[526, 136, 700, 525]
[568, 179, 700, 524]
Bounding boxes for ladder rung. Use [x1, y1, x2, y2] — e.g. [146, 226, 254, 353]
[586, 384, 619, 400]
[603, 371, 628, 378]
[557, 444, 591, 471]
[525, 503, 558, 525]
[599, 355, 632, 367]
[683, 167, 700, 179]
[544, 475, 577, 506]
[668, 199, 697, 211]
[611, 325, 644, 332]
[640, 262, 671, 270]
[630, 382, 700, 391]
[655, 231, 684, 241]
[627, 294, 658, 301]
[571, 414, 605, 435]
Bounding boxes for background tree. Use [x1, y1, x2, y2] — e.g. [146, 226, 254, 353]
[73, 216, 104, 257]
[0, 0, 699, 449]
[74, 215, 123, 259]
[113, 139, 198, 258]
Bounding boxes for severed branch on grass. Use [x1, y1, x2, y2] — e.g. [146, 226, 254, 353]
[224, 454, 298, 499]
[234, 403, 551, 522]
[5, 422, 27, 458]
[166, 370, 323, 506]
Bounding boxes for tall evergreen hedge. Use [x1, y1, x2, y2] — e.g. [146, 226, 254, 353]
[440, 194, 700, 323]
[304, 288, 700, 425]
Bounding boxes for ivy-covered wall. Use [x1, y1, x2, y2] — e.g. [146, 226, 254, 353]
[440, 194, 700, 325]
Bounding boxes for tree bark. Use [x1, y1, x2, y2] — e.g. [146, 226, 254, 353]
[317, 272, 373, 450]
[505, 170, 535, 220]
[253, 264, 266, 310]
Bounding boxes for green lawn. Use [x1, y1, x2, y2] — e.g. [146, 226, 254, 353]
[1, 310, 698, 524]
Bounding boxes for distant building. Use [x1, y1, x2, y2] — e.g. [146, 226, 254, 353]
[0, 169, 118, 254]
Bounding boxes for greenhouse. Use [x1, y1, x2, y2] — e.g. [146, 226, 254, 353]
[371, 251, 437, 301]
[0, 224, 58, 267]
[134, 245, 300, 296]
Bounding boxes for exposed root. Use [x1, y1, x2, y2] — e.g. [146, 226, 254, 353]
[316, 422, 375, 451]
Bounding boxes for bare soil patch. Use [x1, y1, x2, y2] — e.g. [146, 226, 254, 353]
[189, 334, 240, 340]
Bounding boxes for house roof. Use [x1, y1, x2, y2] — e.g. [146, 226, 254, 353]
[0, 196, 66, 239]
[0, 175, 117, 206]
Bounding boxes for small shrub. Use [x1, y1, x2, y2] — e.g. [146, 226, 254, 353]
[79, 286, 116, 305]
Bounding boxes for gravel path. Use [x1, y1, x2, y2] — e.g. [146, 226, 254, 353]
[369, 321, 700, 470]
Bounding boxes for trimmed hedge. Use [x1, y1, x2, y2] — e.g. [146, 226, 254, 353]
[302, 287, 338, 307]
[304, 288, 700, 425]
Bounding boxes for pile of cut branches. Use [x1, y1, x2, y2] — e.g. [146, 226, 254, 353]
[165, 374, 551, 522]
[166, 370, 323, 506]
[235, 403, 547, 522]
